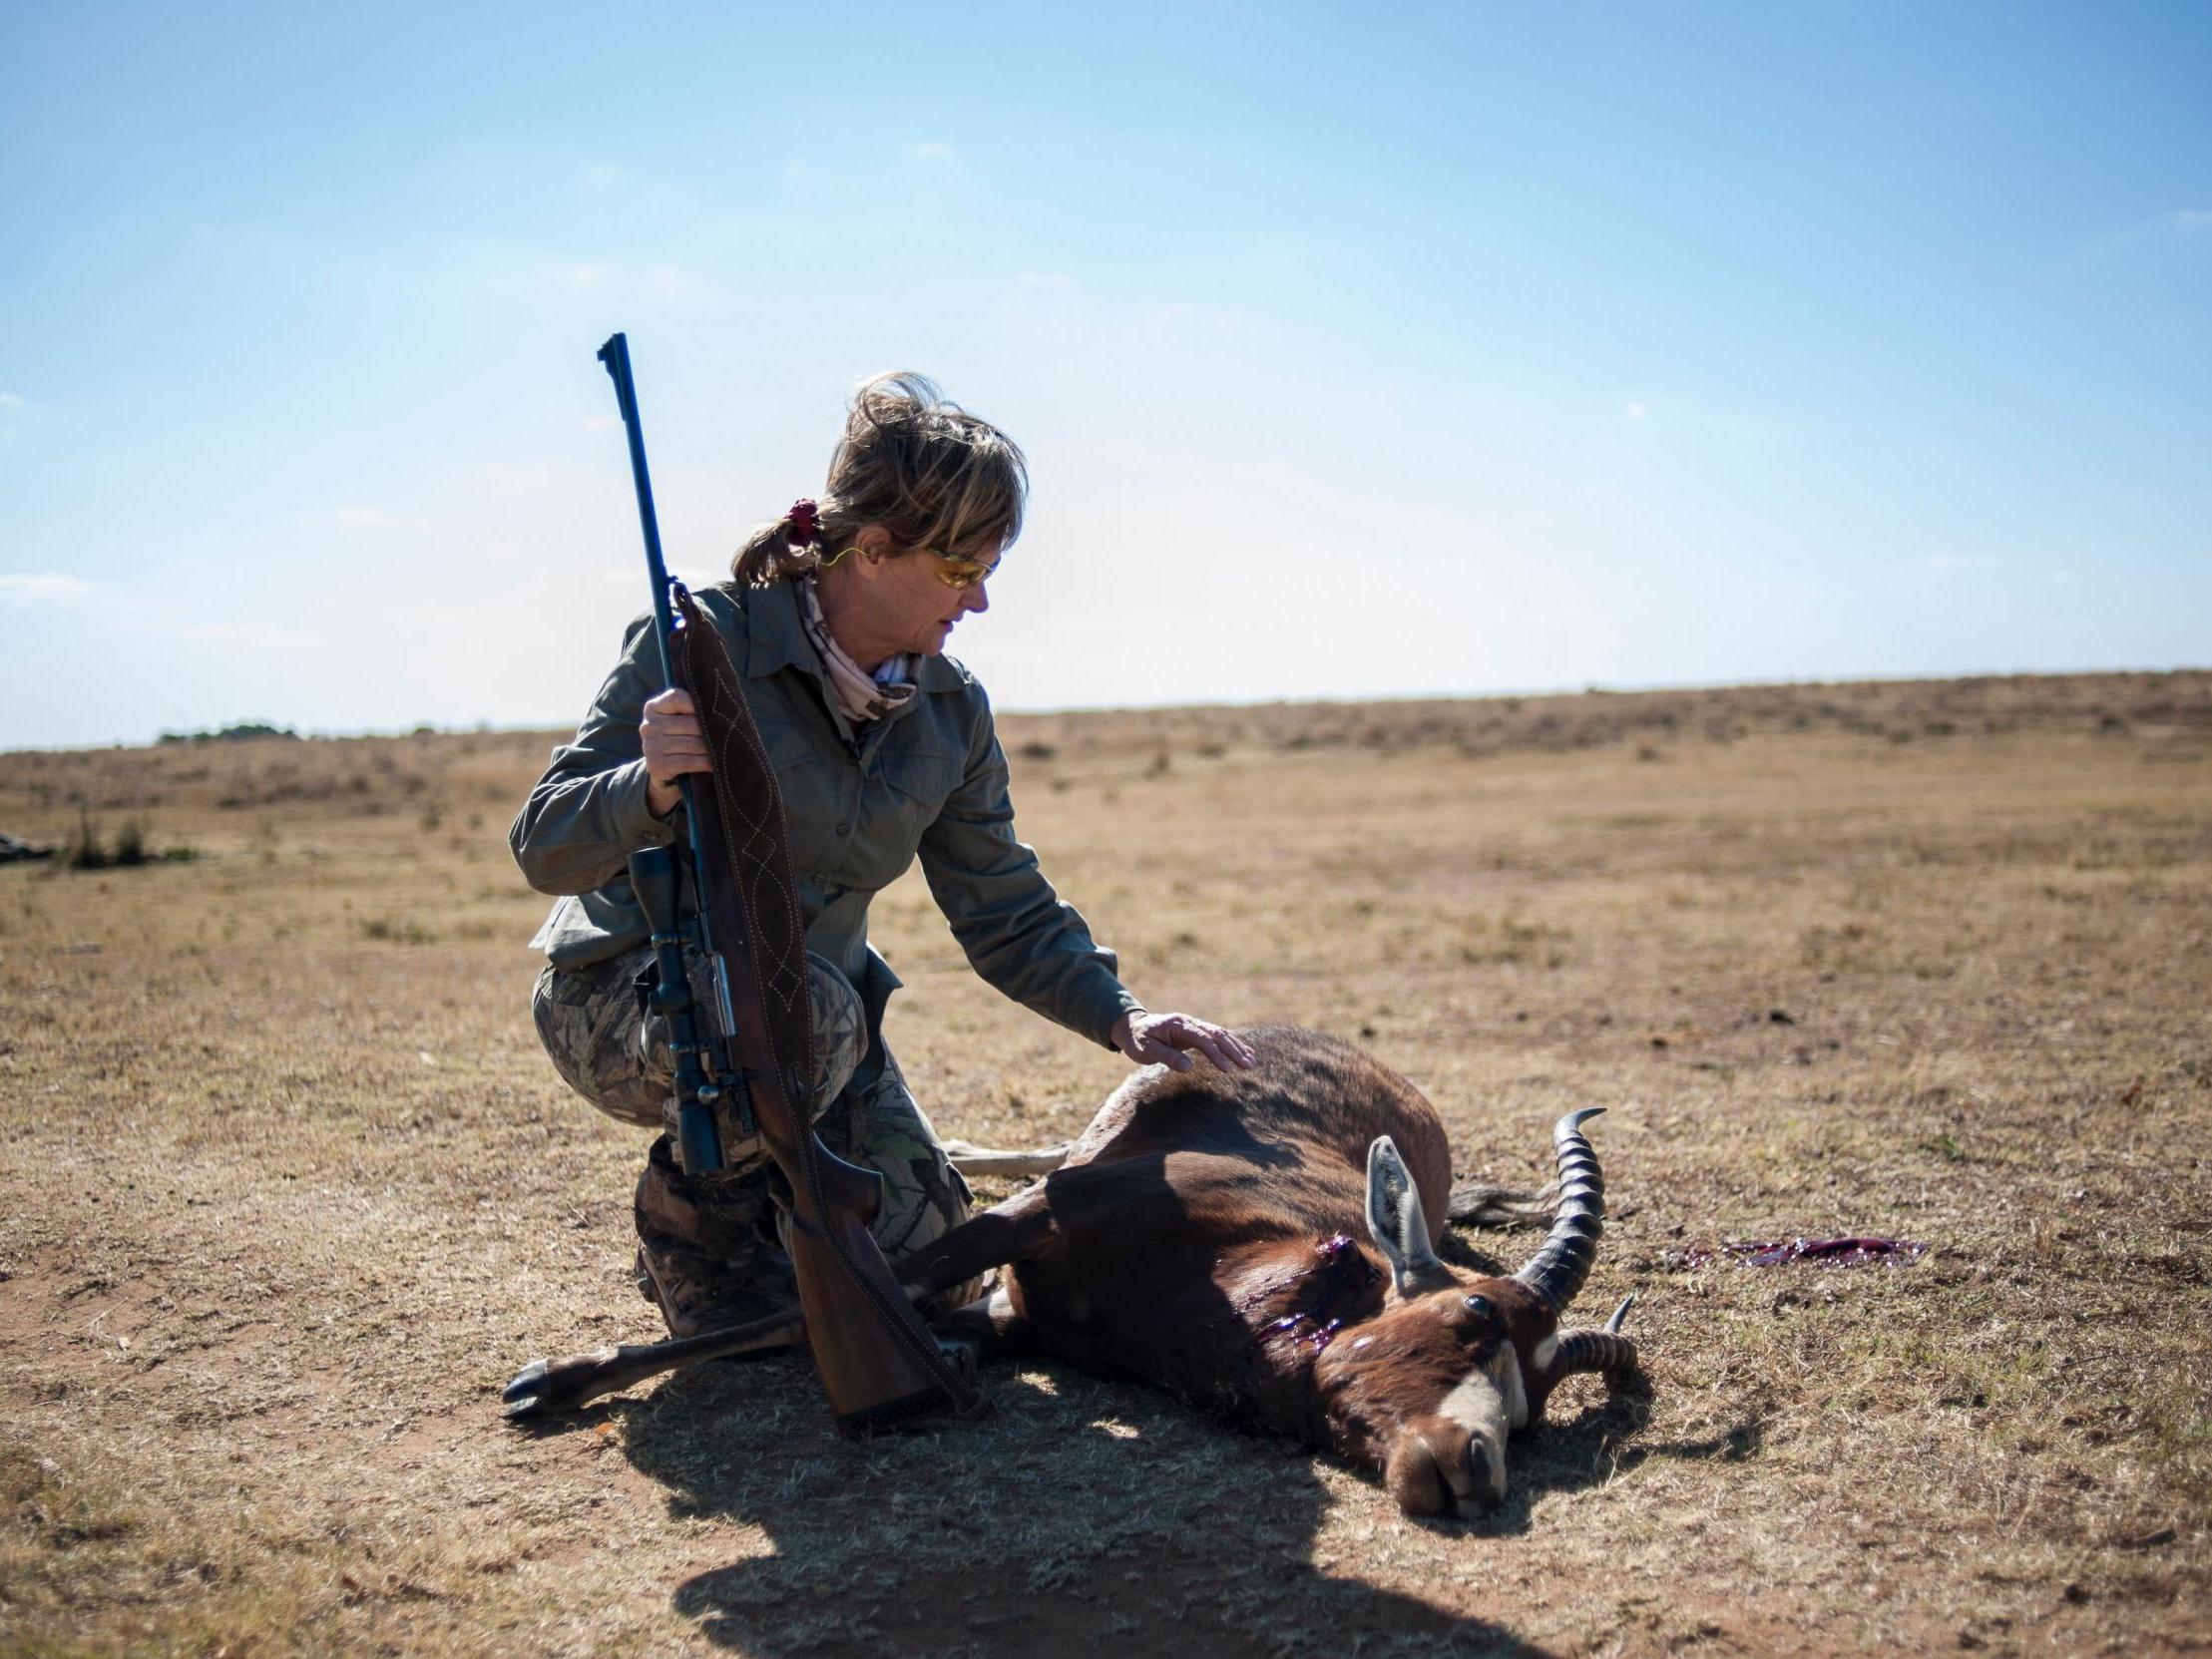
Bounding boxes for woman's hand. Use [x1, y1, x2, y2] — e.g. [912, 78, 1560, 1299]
[640, 687, 712, 817]
[1111, 1011, 1259, 1074]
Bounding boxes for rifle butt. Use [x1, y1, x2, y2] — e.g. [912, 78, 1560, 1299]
[785, 1207, 986, 1437]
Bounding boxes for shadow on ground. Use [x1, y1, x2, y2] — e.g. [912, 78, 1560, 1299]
[575, 1347, 1728, 1659]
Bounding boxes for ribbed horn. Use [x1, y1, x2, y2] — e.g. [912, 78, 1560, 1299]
[1536, 1294, 1640, 1395]
[1512, 1107, 1608, 1313]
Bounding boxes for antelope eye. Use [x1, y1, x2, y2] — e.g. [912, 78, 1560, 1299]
[1462, 1294, 1496, 1322]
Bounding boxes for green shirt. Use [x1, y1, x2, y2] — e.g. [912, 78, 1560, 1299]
[509, 579, 1139, 1050]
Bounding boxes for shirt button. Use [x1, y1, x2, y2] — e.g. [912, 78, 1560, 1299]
[835, 822, 851, 837]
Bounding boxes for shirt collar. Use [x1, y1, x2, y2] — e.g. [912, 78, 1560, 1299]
[917, 652, 973, 692]
[742, 578, 818, 681]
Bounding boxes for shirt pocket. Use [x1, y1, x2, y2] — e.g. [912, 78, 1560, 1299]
[749, 713, 839, 851]
[877, 746, 968, 841]
[751, 711, 832, 778]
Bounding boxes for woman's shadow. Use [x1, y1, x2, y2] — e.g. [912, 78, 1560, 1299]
[615, 1357, 1551, 1658]
[533, 1307, 1717, 1659]
[517, 1203, 1757, 1657]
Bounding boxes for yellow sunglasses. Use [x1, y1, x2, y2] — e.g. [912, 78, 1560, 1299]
[925, 549, 1001, 590]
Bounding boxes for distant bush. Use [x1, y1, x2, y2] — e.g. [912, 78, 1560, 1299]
[60, 813, 187, 871]
[158, 722, 301, 744]
[64, 811, 108, 870]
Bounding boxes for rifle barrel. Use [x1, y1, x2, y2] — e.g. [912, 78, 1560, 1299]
[597, 333, 680, 692]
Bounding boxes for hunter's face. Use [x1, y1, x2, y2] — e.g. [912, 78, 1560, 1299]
[879, 544, 996, 657]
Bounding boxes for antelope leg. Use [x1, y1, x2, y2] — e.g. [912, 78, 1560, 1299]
[893, 1178, 1059, 1300]
[934, 1283, 1032, 1354]
[503, 1176, 1062, 1423]
[501, 1307, 805, 1422]
[1447, 1178, 1558, 1230]
[943, 1138, 1073, 1178]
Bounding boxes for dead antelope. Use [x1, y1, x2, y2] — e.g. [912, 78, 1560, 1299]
[506, 1026, 1640, 1515]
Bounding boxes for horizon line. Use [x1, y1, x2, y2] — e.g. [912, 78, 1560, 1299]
[4, 662, 2205, 757]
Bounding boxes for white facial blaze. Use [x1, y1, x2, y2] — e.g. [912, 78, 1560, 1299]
[1499, 1344, 1530, 1430]
[1436, 1345, 1530, 1505]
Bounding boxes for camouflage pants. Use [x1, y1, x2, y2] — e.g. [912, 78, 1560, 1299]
[531, 944, 974, 1271]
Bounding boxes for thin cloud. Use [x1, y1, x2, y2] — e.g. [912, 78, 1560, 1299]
[471, 459, 566, 498]
[647, 264, 708, 298]
[2074, 208, 2212, 261]
[123, 618, 326, 650]
[907, 141, 957, 161]
[0, 573, 90, 607]
[334, 506, 399, 529]
[1931, 551, 2002, 571]
[1622, 401, 1651, 420]
[0, 392, 24, 409]
[551, 258, 708, 299]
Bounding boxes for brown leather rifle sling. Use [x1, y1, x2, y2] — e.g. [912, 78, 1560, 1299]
[669, 586, 987, 1437]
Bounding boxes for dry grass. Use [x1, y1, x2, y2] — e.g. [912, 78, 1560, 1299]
[1, 671, 2207, 1657]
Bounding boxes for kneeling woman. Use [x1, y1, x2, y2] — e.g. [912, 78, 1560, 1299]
[511, 372, 1254, 1339]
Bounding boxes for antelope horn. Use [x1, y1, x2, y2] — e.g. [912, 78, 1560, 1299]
[1540, 1294, 1640, 1390]
[1512, 1107, 1608, 1314]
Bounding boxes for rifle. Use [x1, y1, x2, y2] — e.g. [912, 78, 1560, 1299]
[597, 331, 736, 1179]
[594, 332, 986, 1437]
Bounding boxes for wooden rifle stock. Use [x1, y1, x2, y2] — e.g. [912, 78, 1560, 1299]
[668, 586, 986, 1435]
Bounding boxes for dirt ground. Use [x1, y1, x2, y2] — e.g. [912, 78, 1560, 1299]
[2, 671, 2207, 1657]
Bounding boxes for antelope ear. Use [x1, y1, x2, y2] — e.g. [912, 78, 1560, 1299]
[1366, 1135, 1452, 1297]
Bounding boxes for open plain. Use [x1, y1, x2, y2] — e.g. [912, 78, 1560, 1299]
[2, 671, 2207, 1657]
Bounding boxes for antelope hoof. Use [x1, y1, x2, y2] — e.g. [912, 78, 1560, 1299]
[501, 1358, 553, 1421]
[500, 1347, 619, 1421]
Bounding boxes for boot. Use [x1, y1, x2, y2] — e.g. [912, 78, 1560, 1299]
[633, 1135, 799, 1342]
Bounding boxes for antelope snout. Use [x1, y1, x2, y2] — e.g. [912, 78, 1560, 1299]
[1385, 1415, 1508, 1517]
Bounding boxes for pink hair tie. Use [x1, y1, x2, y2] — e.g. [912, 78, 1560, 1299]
[787, 498, 820, 547]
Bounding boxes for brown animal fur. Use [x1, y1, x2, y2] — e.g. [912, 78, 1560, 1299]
[897, 1026, 1618, 1514]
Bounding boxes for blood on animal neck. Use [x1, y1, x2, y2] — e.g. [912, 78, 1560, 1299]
[1245, 1233, 1384, 1357]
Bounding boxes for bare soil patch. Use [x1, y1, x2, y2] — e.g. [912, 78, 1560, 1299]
[3, 672, 2208, 1656]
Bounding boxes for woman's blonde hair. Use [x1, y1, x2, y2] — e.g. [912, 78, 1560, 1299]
[731, 371, 1028, 587]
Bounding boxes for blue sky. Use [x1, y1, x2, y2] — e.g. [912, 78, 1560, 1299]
[3, 1, 2206, 749]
